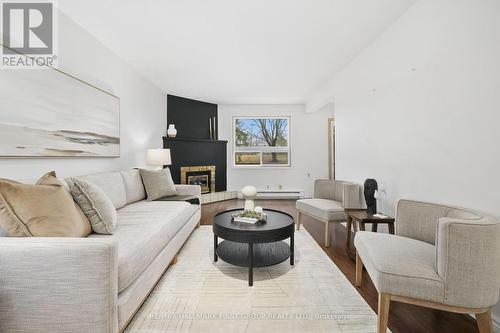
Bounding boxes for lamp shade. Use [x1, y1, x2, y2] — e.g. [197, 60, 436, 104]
[147, 149, 171, 166]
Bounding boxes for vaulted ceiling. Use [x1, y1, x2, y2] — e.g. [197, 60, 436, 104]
[59, 0, 416, 104]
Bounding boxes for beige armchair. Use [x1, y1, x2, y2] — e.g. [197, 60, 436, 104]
[354, 199, 500, 333]
[296, 179, 361, 246]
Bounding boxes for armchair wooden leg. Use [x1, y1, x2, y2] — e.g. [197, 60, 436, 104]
[324, 222, 330, 247]
[296, 211, 301, 230]
[476, 309, 492, 333]
[355, 253, 363, 287]
[377, 293, 391, 333]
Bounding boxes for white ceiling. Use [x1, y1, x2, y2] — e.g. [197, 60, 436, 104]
[59, 0, 416, 104]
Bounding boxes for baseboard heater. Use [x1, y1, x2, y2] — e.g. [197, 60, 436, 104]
[239, 190, 305, 200]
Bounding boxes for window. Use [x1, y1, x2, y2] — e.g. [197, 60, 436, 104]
[233, 116, 290, 167]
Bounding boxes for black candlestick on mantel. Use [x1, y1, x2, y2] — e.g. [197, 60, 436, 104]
[213, 116, 217, 139]
[209, 116, 217, 140]
[364, 179, 378, 214]
[209, 118, 213, 139]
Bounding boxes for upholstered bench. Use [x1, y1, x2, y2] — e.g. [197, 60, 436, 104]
[296, 179, 361, 247]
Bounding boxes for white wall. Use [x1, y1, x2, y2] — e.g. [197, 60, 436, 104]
[218, 104, 333, 197]
[0, 11, 166, 180]
[309, 0, 500, 319]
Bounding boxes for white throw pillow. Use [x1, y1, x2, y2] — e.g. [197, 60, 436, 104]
[67, 177, 117, 235]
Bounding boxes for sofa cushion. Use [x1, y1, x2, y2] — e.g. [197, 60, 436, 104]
[120, 170, 146, 204]
[139, 168, 177, 201]
[73, 172, 127, 209]
[0, 171, 91, 237]
[296, 198, 346, 222]
[354, 231, 445, 303]
[89, 201, 198, 292]
[67, 178, 117, 235]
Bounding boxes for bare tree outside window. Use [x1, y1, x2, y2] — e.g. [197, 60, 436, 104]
[233, 117, 290, 166]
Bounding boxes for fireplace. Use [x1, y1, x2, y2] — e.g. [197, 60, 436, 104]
[180, 166, 216, 194]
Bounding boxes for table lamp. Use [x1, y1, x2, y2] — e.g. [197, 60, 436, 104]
[147, 149, 171, 170]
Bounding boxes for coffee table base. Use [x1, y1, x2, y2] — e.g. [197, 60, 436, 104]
[215, 240, 293, 286]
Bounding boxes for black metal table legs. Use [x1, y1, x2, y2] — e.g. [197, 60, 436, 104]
[248, 242, 254, 286]
[214, 235, 218, 262]
[214, 235, 294, 287]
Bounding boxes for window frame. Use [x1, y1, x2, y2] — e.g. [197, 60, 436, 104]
[232, 116, 291, 168]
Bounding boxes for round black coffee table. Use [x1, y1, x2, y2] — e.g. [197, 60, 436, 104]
[212, 208, 294, 286]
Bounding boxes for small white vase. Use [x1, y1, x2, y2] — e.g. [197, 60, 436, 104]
[167, 124, 177, 138]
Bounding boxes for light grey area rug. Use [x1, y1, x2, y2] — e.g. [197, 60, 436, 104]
[126, 226, 386, 333]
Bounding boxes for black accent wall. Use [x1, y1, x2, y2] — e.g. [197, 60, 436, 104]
[167, 95, 218, 140]
[164, 94, 227, 192]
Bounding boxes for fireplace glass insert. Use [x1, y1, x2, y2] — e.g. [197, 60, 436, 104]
[180, 166, 216, 194]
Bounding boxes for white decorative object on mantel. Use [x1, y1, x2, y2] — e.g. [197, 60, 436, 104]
[167, 124, 177, 138]
[241, 185, 257, 211]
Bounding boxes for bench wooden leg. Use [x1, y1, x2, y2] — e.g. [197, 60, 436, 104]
[296, 211, 301, 230]
[355, 253, 363, 287]
[378, 293, 390, 333]
[476, 309, 492, 333]
[325, 222, 330, 247]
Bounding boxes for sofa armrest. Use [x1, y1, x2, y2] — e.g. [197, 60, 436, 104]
[435, 216, 500, 308]
[175, 184, 202, 203]
[342, 183, 361, 209]
[0, 237, 118, 333]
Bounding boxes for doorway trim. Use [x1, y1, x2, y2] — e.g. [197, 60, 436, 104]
[328, 117, 335, 180]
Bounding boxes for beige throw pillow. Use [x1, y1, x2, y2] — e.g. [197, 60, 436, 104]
[0, 171, 92, 237]
[139, 168, 177, 201]
[67, 178, 117, 235]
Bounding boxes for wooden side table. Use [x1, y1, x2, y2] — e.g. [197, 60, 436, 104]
[344, 209, 395, 260]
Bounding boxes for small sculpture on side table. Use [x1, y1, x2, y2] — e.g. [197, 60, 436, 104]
[364, 179, 378, 214]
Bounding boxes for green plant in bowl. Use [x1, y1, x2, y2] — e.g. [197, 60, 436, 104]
[232, 210, 267, 222]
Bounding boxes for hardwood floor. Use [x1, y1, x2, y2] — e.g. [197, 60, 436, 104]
[201, 199, 481, 333]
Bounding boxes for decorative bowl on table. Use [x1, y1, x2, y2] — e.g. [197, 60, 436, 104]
[231, 210, 267, 224]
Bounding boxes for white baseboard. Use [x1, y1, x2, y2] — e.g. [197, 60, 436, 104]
[237, 189, 305, 200]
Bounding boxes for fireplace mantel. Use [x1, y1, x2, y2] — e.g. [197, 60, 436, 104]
[163, 137, 227, 144]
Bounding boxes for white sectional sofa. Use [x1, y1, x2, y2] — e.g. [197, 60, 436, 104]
[0, 169, 201, 333]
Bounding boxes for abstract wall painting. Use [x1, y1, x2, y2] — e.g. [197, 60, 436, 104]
[0, 66, 120, 157]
